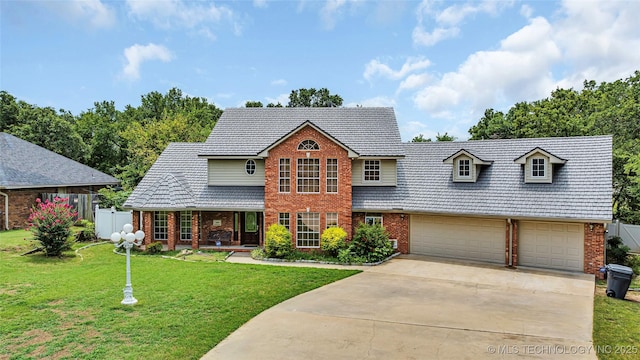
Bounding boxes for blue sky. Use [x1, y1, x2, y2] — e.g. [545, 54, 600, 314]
[2, 0, 639, 141]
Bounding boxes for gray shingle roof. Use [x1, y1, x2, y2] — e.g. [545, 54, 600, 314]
[353, 135, 612, 222]
[123, 142, 264, 210]
[199, 107, 404, 157]
[0, 132, 119, 189]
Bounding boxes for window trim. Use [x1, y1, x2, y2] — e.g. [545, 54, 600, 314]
[180, 211, 192, 241]
[278, 212, 290, 231]
[245, 159, 256, 176]
[363, 160, 381, 182]
[154, 211, 168, 240]
[364, 213, 383, 226]
[297, 158, 320, 193]
[326, 158, 338, 193]
[296, 212, 320, 248]
[531, 157, 546, 178]
[297, 139, 320, 151]
[279, 158, 291, 193]
[326, 212, 338, 228]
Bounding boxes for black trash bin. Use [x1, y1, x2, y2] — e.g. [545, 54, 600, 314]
[605, 264, 634, 299]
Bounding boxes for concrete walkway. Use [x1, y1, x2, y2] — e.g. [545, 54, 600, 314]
[203, 254, 596, 359]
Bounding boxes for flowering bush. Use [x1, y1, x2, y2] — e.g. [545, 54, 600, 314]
[27, 197, 77, 256]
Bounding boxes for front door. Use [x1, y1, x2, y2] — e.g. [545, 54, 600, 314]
[242, 212, 260, 245]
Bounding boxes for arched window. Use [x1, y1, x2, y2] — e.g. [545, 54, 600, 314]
[245, 159, 256, 175]
[298, 140, 319, 150]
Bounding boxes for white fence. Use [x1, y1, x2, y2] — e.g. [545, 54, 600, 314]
[94, 205, 133, 239]
[607, 220, 640, 253]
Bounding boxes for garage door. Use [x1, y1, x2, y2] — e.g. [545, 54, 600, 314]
[410, 215, 505, 263]
[519, 221, 583, 272]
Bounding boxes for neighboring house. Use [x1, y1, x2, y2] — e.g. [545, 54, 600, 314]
[124, 108, 612, 275]
[0, 132, 119, 230]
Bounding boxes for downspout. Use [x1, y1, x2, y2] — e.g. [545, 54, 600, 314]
[507, 218, 513, 267]
[0, 191, 8, 230]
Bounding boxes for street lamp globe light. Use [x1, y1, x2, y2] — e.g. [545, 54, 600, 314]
[111, 223, 144, 305]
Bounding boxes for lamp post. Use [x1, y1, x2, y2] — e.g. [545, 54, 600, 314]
[111, 224, 145, 305]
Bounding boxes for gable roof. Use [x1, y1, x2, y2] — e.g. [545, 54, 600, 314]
[199, 107, 404, 158]
[514, 147, 567, 164]
[124, 143, 264, 211]
[353, 135, 612, 222]
[0, 132, 119, 189]
[442, 149, 493, 165]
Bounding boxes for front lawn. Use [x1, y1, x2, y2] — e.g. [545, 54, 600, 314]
[593, 283, 640, 360]
[0, 230, 359, 359]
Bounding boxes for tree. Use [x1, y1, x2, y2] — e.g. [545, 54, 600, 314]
[245, 101, 263, 107]
[435, 132, 455, 141]
[468, 71, 640, 223]
[411, 134, 432, 142]
[287, 88, 343, 107]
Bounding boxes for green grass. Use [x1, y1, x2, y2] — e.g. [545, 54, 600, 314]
[0, 230, 359, 359]
[593, 283, 640, 360]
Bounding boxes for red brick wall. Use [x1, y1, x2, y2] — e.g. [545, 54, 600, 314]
[264, 126, 353, 247]
[352, 212, 408, 253]
[584, 223, 605, 277]
[191, 212, 200, 249]
[508, 220, 519, 267]
[202, 211, 236, 245]
[142, 212, 153, 246]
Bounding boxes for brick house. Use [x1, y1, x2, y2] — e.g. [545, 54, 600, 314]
[0, 132, 119, 230]
[123, 107, 612, 275]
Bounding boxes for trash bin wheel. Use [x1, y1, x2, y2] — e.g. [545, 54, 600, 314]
[606, 290, 615, 298]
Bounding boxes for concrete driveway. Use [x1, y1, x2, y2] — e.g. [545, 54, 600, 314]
[202, 255, 596, 359]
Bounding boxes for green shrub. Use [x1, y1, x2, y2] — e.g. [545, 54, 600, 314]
[264, 223, 292, 258]
[27, 197, 76, 256]
[75, 221, 97, 242]
[146, 241, 164, 254]
[251, 248, 266, 260]
[606, 236, 631, 264]
[349, 223, 394, 263]
[627, 254, 640, 276]
[320, 227, 348, 256]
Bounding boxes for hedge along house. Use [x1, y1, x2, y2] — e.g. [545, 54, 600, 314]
[124, 107, 612, 275]
[0, 132, 120, 230]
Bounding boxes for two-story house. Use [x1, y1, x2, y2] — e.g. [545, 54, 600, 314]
[124, 107, 612, 275]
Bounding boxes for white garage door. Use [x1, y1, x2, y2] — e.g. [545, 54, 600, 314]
[519, 221, 583, 272]
[410, 215, 505, 264]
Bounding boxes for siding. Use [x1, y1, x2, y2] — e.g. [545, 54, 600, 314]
[352, 159, 397, 186]
[208, 159, 265, 186]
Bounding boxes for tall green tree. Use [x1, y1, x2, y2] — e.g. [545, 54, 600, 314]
[287, 88, 343, 107]
[468, 71, 640, 223]
[411, 134, 432, 142]
[245, 101, 263, 107]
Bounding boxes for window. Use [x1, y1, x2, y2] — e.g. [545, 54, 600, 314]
[154, 211, 168, 240]
[531, 158, 545, 177]
[297, 212, 320, 247]
[180, 211, 192, 241]
[245, 159, 256, 175]
[363, 160, 381, 182]
[279, 213, 290, 230]
[326, 212, 338, 228]
[298, 139, 319, 150]
[364, 213, 382, 226]
[326, 159, 338, 193]
[279, 158, 290, 193]
[457, 159, 471, 178]
[297, 158, 320, 193]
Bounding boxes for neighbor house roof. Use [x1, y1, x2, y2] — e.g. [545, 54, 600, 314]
[0, 132, 119, 189]
[198, 107, 405, 158]
[353, 135, 612, 222]
[123, 143, 264, 211]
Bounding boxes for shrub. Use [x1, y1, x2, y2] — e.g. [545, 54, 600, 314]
[606, 236, 630, 265]
[251, 248, 266, 260]
[349, 223, 394, 263]
[75, 221, 97, 242]
[146, 241, 164, 254]
[264, 223, 292, 258]
[27, 197, 77, 256]
[320, 227, 348, 256]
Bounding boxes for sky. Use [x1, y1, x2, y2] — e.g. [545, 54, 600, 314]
[1, 0, 639, 141]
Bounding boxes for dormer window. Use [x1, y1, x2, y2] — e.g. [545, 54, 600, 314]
[298, 140, 319, 150]
[514, 148, 566, 184]
[443, 149, 492, 183]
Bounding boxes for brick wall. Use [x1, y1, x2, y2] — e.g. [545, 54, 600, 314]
[264, 126, 353, 247]
[202, 211, 236, 245]
[352, 212, 409, 253]
[584, 223, 605, 277]
[191, 211, 200, 249]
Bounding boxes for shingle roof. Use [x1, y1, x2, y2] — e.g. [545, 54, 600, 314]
[353, 135, 612, 222]
[123, 142, 264, 210]
[199, 107, 404, 158]
[0, 132, 119, 189]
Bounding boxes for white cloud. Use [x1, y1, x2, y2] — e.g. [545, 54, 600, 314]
[320, 0, 347, 30]
[253, 0, 268, 9]
[266, 93, 290, 106]
[398, 73, 431, 92]
[43, 0, 115, 28]
[412, 0, 513, 46]
[364, 57, 431, 82]
[121, 43, 174, 81]
[126, 0, 242, 37]
[271, 79, 287, 86]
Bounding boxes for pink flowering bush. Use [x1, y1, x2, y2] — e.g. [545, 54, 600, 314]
[27, 197, 78, 256]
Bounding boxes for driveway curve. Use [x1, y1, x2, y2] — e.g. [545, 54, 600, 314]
[202, 255, 596, 359]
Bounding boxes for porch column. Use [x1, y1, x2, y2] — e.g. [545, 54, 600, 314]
[167, 212, 177, 251]
[142, 212, 153, 246]
[191, 211, 200, 249]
